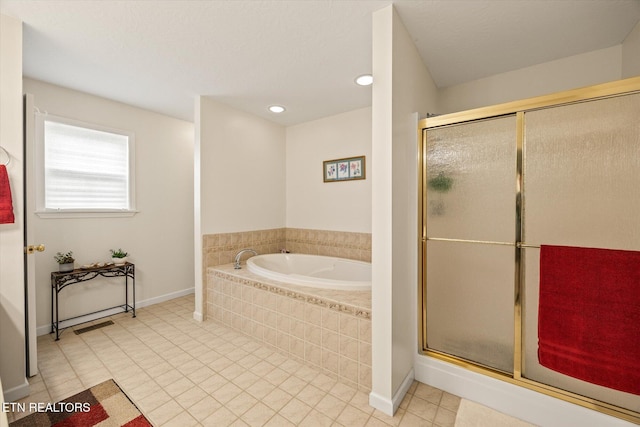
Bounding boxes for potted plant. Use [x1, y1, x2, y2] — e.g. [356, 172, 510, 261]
[110, 248, 128, 265]
[54, 251, 75, 272]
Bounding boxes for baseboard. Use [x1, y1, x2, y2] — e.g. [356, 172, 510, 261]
[36, 287, 195, 336]
[369, 368, 415, 416]
[393, 368, 415, 412]
[414, 354, 635, 427]
[138, 287, 194, 308]
[369, 391, 394, 416]
[3, 378, 29, 402]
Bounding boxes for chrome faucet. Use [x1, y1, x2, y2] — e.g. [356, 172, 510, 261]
[234, 248, 257, 269]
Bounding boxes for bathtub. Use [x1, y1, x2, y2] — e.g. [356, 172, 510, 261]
[246, 253, 371, 291]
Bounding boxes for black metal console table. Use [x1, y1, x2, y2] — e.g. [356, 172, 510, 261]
[51, 263, 135, 340]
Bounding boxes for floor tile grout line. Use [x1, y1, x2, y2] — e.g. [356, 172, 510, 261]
[16, 295, 460, 427]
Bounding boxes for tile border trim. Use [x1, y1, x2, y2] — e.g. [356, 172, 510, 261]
[210, 269, 371, 320]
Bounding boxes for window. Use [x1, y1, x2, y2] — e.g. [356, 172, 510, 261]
[36, 114, 136, 217]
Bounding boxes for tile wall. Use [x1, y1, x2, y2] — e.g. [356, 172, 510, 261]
[207, 267, 372, 392]
[202, 227, 372, 390]
[202, 228, 287, 270]
[202, 227, 372, 322]
[284, 228, 371, 262]
[202, 228, 371, 272]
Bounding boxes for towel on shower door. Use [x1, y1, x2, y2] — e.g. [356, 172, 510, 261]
[0, 165, 15, 224]
[538, 245, 640, 395]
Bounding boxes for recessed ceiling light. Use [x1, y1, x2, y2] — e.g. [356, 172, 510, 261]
[269, 105, 286, 113]
[355, 74, 373, 86]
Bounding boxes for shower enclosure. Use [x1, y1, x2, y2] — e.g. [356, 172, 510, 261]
[419, 77, 640, 423]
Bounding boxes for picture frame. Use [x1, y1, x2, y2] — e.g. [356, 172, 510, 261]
[323, 155, 365, 182]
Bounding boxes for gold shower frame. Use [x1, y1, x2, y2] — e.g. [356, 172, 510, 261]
[418, 76, 640, 424]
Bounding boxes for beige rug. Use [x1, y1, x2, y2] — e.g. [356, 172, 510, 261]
[455, 399, 537, 427]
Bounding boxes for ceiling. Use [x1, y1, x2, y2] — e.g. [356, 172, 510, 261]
[1, 0, 639, 126]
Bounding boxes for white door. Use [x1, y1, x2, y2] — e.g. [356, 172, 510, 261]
[24, 93, 44, 377]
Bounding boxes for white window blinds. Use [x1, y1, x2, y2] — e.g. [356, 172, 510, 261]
[42, 118, 133, 211]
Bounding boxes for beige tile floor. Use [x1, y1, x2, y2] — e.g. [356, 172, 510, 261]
[7, 294, 460, 426]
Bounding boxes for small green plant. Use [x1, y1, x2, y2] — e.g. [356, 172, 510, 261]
[54, 251, 75, 264]
[110, 248, 128, 258]
[428, 172, 453, 193]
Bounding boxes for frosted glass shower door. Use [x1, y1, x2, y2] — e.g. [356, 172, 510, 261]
[522, 93, 640, 411]
[425, 116, 517, 373]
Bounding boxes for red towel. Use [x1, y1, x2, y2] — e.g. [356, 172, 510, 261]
[538, 245, 640, 395]
[0, 165, 15, 224]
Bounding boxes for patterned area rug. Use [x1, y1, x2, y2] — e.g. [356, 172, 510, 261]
[10, 379, 151, 427]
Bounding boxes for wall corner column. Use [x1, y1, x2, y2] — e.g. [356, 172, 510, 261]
[370, 4, 395, 415]
[193, 96, 204, 322]
[0, 13, 29, 401]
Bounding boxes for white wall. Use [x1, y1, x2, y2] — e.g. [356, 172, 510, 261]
[0, 13, 28, 401]
[389, 5, 438, 395]
[23, 78, 195, 331]
[197, 97, 286, 235]
[370, 5, 438, 415]
[370, 6, 394, 413]
[194, 98, 203, 321]
[438, 46, 623, 114]
[622, 19, 640, 78]
[286, 107, 371, 233]
[194, 96, 285, 318]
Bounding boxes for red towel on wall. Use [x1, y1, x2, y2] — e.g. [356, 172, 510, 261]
[538, 245, 640, 395]
[0, 165, 15, 224]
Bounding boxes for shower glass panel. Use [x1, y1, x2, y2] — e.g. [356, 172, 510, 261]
[426, 240, 515, 372]
[426, 117, 517, 242]
[522, 93, 640, 412]
[425, 115, 516, 373]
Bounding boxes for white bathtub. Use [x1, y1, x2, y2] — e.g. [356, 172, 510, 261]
[246, 253, 371, 291]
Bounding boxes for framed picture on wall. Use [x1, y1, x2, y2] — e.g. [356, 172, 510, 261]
[323, 155, 366, 182]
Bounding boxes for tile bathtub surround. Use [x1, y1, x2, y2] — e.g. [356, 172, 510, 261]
[285, 228, 371, 262]
[202, 228, 287, 269]
[202, 228, 287, 320]
[201, 228, 371, 321]
[207, 265, 372, 392]
[7, 294, 462, 427]
[202, 228, 371, 272]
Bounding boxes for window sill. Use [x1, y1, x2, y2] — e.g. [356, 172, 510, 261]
[35, 210, 139, 219]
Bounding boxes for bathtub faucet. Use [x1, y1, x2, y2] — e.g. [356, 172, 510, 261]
[234, 249, 258, 269]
